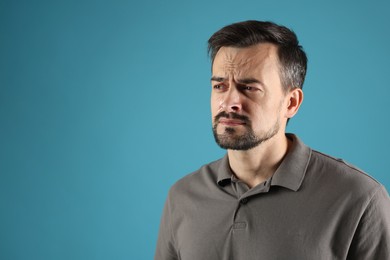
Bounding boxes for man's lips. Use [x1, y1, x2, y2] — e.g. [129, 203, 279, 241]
[218, 118, 246, 126]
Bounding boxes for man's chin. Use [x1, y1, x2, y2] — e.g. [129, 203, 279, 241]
[214, 135, 259, 151]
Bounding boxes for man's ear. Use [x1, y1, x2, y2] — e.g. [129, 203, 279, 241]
[285, 88, 304, 119]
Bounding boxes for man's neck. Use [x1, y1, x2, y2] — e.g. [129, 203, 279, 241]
[227, 133, 291, 188]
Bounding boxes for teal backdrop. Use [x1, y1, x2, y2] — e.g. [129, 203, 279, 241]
[1, 0, 389, 259]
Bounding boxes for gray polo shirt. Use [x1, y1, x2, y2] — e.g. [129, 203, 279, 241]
[155, 134, 390, 260]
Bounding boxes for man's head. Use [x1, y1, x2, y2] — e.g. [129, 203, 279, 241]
[208, 21, 306, 150]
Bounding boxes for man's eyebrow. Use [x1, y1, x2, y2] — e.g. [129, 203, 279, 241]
[211, 76, 265, 87]
[236, 78, 264, 86]
[210, 76, 225, 82]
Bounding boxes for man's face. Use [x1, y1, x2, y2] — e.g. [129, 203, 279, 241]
[211, 43, 287, 150]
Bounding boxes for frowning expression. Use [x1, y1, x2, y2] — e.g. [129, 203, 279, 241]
[211, 43, 288, 150]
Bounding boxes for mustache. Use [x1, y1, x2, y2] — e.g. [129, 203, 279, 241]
[214, 112, 251, 124]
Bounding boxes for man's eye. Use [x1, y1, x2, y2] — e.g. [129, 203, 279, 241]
[213, 84, 225, 90]
[240, 85, 256, 91]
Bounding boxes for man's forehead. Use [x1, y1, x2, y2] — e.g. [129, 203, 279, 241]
[215, 43, 277, 62]
[212, 43, 279, 74]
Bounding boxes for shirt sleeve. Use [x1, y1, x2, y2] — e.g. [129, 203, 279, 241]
[347, 185, 390, 259]
[155, 194, 178, 260]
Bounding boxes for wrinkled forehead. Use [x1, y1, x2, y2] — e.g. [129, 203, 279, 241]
[212, 43, 279, 75]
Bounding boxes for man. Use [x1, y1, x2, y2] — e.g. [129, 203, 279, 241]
[155, 20, 390, 259]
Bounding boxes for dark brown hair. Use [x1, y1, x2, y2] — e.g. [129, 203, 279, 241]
[208, 20, 308, 91]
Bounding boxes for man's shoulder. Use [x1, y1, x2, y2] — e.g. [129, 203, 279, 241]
[169, 157, 224, 196]
[309, 149, 381, 193]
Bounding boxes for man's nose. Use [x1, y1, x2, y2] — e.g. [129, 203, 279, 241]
[220, 88, 242, 113]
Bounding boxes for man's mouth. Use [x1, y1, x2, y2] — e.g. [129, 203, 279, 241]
[218, 118, 246, 126]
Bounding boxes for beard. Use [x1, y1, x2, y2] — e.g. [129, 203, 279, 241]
[212, 111, 280, 151]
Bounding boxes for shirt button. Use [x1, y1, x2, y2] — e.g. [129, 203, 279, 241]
[240, 198, 248, 204]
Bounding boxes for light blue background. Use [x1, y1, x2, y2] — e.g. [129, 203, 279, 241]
[1, 0, 389, 259]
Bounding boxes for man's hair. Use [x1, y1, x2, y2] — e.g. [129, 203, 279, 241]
[208, 20, 308, 91]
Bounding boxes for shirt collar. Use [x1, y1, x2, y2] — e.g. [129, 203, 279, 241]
[216, 155, 234, 186]
[270, 134, 311, 191]
[216, 134, 311, 191]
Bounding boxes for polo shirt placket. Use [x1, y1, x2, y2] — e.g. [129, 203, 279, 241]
[217, 159, 283, 258]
